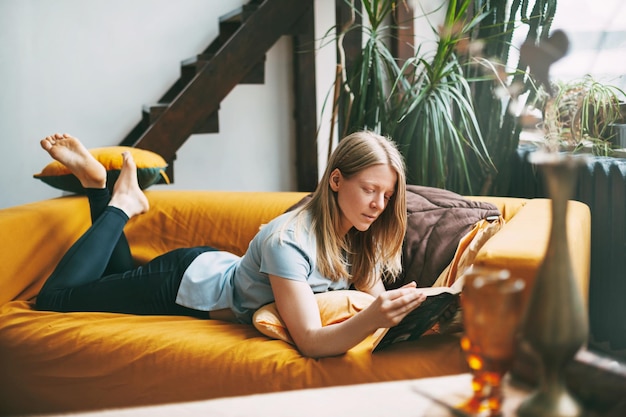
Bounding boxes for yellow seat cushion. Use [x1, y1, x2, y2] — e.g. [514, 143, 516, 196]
[0, 300, 466, 415]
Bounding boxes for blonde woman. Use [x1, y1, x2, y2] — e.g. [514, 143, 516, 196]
[36, 131, 426, 358]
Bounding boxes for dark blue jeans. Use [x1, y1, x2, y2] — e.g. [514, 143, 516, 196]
[36, 188, 212, 318]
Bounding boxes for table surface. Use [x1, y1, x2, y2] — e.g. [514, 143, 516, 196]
[39, 373, 533, 417]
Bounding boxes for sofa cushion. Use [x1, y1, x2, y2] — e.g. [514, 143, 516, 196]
[433, 216, 505, 288]
[253, 290, 375, 344]
[33, 146, 169, 194]
[0, 300, 466, 415]
[385, 185, 500, 289]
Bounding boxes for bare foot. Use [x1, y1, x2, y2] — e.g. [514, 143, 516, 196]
[108, 152, 149, 218]
[40, 133, 107, 189]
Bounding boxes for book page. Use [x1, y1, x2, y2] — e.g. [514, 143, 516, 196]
[418, 274, 465, 296]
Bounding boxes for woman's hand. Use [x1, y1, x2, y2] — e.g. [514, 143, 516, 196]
[362, 282, 427, 330]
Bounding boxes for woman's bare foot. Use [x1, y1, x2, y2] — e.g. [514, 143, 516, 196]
[108, 152, 149, 218]
[40, 133, 107, 189]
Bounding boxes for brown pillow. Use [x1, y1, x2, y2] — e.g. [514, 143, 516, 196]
[387, 185, 500, 289]
[433, 216, 505, 288]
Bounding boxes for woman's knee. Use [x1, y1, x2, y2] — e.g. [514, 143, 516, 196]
[34, 292, 53, 311]
[34, 289, 64, 312]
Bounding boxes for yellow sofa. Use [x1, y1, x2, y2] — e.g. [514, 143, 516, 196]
[0, 190, 591, 415]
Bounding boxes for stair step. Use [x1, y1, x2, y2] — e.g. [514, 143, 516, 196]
[181, 52, 265, 85]
[158, 56, 210, 103]
[180, 54, 211, 84]
[181, 54, 211, 68]
[142, 103, 219, 135]
[220, 2, 260, 25]
[160, 49, 264, 104]
[205, 2, 260, 55]
[142, 103, 168, 126]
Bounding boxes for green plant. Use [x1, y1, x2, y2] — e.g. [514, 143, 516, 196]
[458, 0, 557, 195]
[543, 75, 626, 155]
[331, 0, 493, 194]
[392, 0, 493, 193]
[335, 0, 398, 136]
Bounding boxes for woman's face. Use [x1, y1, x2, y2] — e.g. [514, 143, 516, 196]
[329, 164, 397, 235]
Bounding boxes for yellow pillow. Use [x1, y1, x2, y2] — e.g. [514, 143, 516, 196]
[34, 146, 169, 194]
[430, 217, 505, 335]
[433, 216, 505, 288]
[253, 290, 375, 344]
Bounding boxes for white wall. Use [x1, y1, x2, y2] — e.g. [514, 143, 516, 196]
[0, 0, 338, 209]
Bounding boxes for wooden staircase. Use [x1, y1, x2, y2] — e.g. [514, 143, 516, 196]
[119, 0, 318, 190]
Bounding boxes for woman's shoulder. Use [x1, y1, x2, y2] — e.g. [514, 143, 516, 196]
[261, 209, 314, 246]
[265, 208, 312, 232]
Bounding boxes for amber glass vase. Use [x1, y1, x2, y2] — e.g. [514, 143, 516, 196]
[459, 267, 526, 417]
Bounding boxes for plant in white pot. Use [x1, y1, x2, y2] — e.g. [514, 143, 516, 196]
[541, 74, 626, 155]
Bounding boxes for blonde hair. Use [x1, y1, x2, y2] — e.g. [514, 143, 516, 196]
[301, 131, 407, 289]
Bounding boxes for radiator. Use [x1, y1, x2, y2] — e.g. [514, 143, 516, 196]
[509, 146, 626, 350]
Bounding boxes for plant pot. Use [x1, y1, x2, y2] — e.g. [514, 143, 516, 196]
[609, 123, 626, 149]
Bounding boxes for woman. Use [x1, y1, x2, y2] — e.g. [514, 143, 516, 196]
[35, 131, 426, 358]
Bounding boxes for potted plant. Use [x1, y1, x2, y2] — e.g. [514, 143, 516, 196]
[326, 0, 557, 195]
[329, 0, 492, 194]
[542, 75, 626, 155]
[457, 0, 557, 195]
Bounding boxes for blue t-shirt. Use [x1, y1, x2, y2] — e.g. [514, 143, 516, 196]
[175, 211, 350, 323]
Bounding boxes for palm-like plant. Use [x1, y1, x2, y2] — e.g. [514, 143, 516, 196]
[459, 0, 557, 194]
[392, 0, 492, 192]
[335, 0, 399, 136]
[332, 0, 493, 194]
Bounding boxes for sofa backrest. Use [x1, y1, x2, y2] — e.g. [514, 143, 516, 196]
[0, 190, 307, 304]
[0, 190, 591, 308]
[124, 190, 308, 265]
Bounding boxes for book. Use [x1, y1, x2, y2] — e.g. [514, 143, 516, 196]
[372, 275, 465, 352]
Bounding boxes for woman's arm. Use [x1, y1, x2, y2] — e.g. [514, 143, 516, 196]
[269, 275, 426, 358]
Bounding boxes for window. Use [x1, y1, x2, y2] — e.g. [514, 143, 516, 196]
[550, 0, 626, 89]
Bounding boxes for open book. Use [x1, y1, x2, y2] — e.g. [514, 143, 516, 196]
[372, 275, 465, 352]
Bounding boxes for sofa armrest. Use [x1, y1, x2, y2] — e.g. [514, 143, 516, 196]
[0, 196, 91, 304]
[473, 198, 591, 306]
[466, 196, 529, 222]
